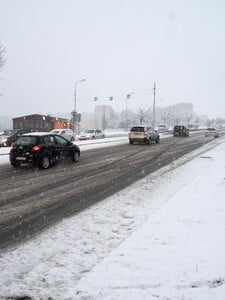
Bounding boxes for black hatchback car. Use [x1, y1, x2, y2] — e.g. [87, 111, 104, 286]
[10, 132, 80, 169]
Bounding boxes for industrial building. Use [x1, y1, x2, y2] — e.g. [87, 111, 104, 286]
[12, 114, 73, 132]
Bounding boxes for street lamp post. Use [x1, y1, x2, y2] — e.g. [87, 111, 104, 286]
[73, 78, 86, 139]
[152, 82, 156, 130]
[125, 93, 133, 131]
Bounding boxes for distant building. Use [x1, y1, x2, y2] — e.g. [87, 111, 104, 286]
[13, 114, 73, 132]
[95, 105, 114, 129]
[161, 103, 193, 125]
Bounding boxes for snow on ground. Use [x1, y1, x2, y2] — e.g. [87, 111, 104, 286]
[0, 136, 225, 299]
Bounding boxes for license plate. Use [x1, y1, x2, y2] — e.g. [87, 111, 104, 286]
[16, 157, 27, 161]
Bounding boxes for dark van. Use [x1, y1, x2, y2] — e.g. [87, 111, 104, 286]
[173, 125, 189, 137]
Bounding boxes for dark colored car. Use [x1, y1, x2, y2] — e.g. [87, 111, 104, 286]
[0, 129, 31, 147]
[10, 132, 80, 169]
[128, 125, 160, 144]
[173, 125, 189, 137]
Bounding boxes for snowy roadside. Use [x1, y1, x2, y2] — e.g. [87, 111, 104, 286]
[74, 137, 225, 300]
[0, 137, 224, 300]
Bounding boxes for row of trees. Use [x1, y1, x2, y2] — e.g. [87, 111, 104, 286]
[100, 107, 225, 131]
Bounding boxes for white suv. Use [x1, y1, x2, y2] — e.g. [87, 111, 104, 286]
[79, 129, 105, 140]
[205, 127, 219, 138]
[50, 129, 74, 141]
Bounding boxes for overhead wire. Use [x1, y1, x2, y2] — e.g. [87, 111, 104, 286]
[78, 88, 154, 102]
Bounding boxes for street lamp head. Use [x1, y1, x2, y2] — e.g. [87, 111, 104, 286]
[75, 78, 86, 86]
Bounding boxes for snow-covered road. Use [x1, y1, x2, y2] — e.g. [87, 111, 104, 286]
[0, 136, 225, 299]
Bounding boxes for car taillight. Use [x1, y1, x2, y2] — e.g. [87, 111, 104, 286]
[31, 145, 43, 152]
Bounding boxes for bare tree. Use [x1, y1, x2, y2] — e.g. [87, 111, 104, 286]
[0, 42, 6, 71]
[135, 107, 151, 125]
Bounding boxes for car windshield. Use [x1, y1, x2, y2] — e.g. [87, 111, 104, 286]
[0, 129, 14, 136]
[86, 130, 95, 133]
[6, 129, 18, 136]
[15, 136, 38, 145]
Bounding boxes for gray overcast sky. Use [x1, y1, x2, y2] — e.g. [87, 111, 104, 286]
[0, 0, 225, 118]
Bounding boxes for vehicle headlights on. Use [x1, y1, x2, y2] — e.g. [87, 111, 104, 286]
[0, 138, 8, 146]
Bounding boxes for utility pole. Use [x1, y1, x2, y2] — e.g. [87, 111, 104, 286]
[125, 93, 133, 131]
[73, 79, 86, 139]
[152, 82, 156, 129]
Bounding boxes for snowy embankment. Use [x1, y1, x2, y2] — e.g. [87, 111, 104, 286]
[0, 136, 225, 300]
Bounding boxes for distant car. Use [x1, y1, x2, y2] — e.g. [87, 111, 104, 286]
[10, 132, 80, 169]
[0, 129, 13, 137]
[128, 125, 160, 144]
[157, 124, 168, 133]
[79, 129, 105, 140]
[0, 129, 31, 147]
[173, 125, 189, 137]
[50, 128, 74, 141]
[205, 127, 219, 138]
[0, 129, 11, 145]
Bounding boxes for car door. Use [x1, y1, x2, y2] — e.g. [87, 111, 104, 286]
[96, 130, 101, 139]
[147, 127, 154, 140]
[54, 135, 70, 159]
[43, 135, 58, 160]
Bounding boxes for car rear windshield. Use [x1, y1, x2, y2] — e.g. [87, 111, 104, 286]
[15, 136, 38, 145]
[174, 126, 185, 130]
[130, 127, 145, 132]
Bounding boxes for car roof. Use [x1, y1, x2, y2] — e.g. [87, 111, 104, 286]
[51, 129, 71, 131]
[23, 132, 52, 136]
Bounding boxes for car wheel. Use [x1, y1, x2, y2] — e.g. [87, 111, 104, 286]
[148, 138, 152, 145]
[39, 156, 50, 169]
[129, 140, 133, 144]
[11, 160, 20, 168]
[71, 151, 80, 162]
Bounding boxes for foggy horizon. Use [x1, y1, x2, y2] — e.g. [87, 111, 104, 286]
[0, 0, 225, 119]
